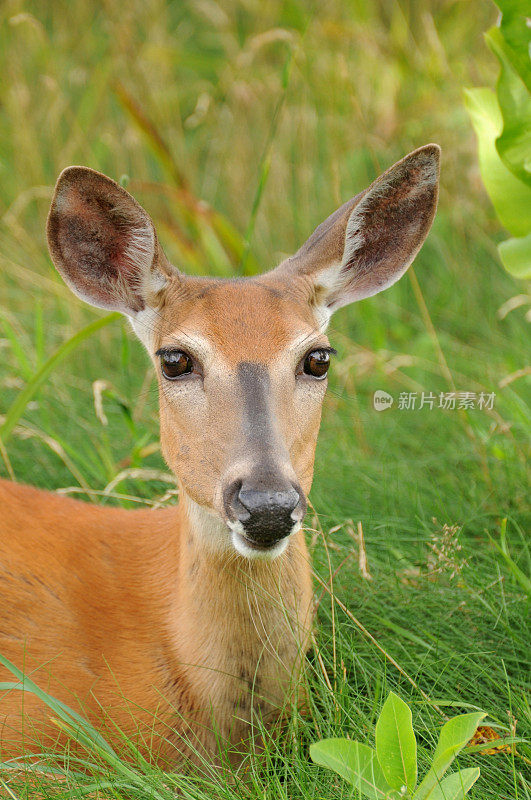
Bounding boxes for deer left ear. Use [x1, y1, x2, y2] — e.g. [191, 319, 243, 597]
[47, 166, 174, 317]
[277, 144, 440, 329]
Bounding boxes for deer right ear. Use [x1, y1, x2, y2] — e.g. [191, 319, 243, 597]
[276, 144, 440, 329]
[47, 167, 174, 317]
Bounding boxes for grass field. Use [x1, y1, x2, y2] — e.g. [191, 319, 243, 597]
[0, 0, 529, 797]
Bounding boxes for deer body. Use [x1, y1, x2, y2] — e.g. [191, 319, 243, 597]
[0, 145, 440, 766]
[0, 480, 312, 764]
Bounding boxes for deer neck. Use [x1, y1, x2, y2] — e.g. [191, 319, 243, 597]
[166, 492, 313, 738]
[173, 492, 312, 637]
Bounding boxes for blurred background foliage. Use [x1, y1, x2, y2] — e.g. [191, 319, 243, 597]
[0, 0, 504, 273]
[0, 2, 529, 797]
[465, 0, 531, 279]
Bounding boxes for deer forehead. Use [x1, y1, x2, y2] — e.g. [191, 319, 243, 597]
[153, 278, 323, 366]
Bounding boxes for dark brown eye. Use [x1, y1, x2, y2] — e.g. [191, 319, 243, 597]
[159, 350, 194, 380]
[303, 349, 331, 379]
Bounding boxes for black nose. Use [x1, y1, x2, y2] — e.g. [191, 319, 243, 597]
[224, 480, 305, 547]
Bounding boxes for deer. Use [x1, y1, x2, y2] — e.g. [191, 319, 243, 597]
[0, 145, 440, 769]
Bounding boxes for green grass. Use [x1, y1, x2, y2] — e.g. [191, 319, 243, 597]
[0, 0, 529, 797]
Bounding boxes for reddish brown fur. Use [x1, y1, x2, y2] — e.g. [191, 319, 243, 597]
[0, 479, 312, 766]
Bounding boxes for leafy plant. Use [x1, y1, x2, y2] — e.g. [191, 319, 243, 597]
[464, 0, 531, 279]
[310, 692, 485, 799]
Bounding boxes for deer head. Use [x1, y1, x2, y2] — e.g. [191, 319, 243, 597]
[47, 145, 440, 559]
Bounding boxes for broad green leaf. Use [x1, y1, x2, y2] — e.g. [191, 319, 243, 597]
[495, 0, 531, 94]
[498, 233, 531, 279]
[310, 739, 396, 799]
[464, 87, 531, 237]
[375, 692, 417, 792]
[413, 712, 485, 800]
[486, 27, 531, 187]
[429, 768, 480, 800]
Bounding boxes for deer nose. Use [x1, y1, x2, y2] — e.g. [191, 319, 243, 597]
[224, 480, 305, 548]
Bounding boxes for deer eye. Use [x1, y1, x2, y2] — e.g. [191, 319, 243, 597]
[303, 349, 331, 379]
[158, 350, 194, 380]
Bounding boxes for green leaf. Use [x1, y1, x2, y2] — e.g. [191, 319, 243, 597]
[375, 691, 417, 792]
[463, 87, 531, 237]
[486, 27, 531, 187]
[428, 768, 480, 800]
[498, 233, 531, 279]
[413, 712, 485, 800]
[310, 739, 396, 799]
[495, 0, 531, 94]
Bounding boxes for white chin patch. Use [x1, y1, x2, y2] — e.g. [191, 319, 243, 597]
[228, 520, 300, 561]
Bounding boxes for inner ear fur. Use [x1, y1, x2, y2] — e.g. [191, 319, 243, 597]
[47, 167, 174, 315]
[276, 144, 441, 314]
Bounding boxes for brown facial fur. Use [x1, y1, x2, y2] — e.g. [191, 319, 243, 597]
[153, 277, 327, 513]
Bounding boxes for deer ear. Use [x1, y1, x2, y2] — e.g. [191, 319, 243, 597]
[278, 144, 440, 329]
[47, 167, 173, 316]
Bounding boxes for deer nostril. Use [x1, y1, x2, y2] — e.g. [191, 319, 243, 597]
[223, 480, 250, 523]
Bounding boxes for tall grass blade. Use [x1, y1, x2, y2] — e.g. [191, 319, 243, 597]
[0, 313, 120, 443]
[239, 43, 294, 275]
